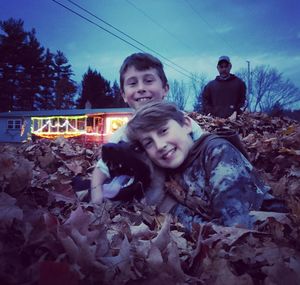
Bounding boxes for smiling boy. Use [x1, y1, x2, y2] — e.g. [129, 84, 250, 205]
[120, 55, 168, 110]
[91, 53, 203, 204]
[134, 108, 194, 169]
[126, 101, 271, 228]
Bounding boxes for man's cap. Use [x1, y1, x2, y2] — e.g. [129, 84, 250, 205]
[218, 56, 231, 65]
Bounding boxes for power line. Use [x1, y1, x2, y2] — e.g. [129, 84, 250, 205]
[51, 0, 198, 81]
[184, 0, 246, 63]
[65, 0, 196, 80]
[125, 0, 198, 57]
[51, 1, 143, 51]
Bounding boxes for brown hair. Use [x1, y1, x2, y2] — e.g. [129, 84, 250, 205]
[119, 53, 168, 92]
[126, 101, 185, 142]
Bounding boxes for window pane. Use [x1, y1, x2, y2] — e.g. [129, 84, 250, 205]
[7, 120, 14, 129]
[15, 120, 21, 129]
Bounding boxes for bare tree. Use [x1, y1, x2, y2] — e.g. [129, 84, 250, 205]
[236, 68, 250, 110]
[262, 77, 300, 112]
[237, 65, 300, 112]
[166, 79, 188, 110]
[189, 73, 208, 112]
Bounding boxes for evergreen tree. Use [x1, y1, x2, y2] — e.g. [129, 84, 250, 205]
[56, 76, 77, 109]
[0, 18, 82, 111]
[77, 67, 113, 108]
[35, 49, 56, 110]
[53, 50, 77, 109]
[16, 29, 44, 110]
[0, 18, 27, 111]
[110, 80, 128, 108]
[0, 18, 74, 111]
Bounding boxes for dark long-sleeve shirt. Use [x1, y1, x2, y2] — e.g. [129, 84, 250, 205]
[202, 74, 246, 118]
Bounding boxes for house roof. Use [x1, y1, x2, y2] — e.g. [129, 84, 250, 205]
[0, 108, 133, 118]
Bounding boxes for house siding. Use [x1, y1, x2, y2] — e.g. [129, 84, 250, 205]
[0, 116, 31, 143]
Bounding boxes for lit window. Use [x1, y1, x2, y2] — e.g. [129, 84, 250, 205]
[106, 116, 130, 134]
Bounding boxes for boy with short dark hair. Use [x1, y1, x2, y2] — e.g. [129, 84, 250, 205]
[126, 101, 271, 228]
[119, 52, 168, 94]
[91, 53, 203, 204]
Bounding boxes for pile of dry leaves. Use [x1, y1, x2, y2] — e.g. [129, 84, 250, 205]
[0, 112, 300, 285]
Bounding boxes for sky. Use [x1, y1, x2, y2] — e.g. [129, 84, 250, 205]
[1, 0, 300, 89]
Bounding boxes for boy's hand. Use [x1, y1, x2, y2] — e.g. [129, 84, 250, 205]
[90, 185, 103, 204]
[90, 167, 107, 203]
[221, 198, 253, 229]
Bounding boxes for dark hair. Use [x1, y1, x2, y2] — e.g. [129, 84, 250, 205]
[119, 53, 168, 92]
[126, 101, 185, 142]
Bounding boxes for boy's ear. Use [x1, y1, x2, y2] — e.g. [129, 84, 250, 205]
[162, 83, 169, 99]
[121, 91, 128, 103]
[183, 116, 193, 133]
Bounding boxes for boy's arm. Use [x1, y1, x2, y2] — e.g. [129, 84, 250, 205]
[90, 167, 108, 203]
[204, 139, 269, 228]
[90, 125, 128, 203]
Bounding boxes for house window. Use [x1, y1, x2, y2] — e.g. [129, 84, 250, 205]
[7, 119, 22, 130]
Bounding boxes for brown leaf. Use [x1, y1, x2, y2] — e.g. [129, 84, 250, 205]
[64, 160, 83, 175]
[130, 222, 155, 239]
[152, 214, 171, 251]
[0, 192, 23, 226]
[0, 153, 16, 179]
[146, 244, 164, 271]
[262, 258, 300, 285]
[9, 157, 33, 194]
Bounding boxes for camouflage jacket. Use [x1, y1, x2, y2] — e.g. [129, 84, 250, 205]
[168, 135, 270, 229]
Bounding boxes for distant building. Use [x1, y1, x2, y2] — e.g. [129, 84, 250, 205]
[0, 108, 133, 143]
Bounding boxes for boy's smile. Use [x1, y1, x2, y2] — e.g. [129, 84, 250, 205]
[122, 66, 169, 110]
[139, 118, 193, 169]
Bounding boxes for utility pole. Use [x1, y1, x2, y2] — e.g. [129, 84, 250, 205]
[246, 60, 251, 96]
[246, 60, 251, 111]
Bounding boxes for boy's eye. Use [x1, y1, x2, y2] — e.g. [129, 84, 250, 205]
[126, 79, 136, 86]
[143, 140, 153, 149]
[158, 127, 168, 135]
[144, 76, 155, 83]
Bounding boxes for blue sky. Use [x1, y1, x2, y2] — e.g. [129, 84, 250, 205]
[1, 0, 300, 88]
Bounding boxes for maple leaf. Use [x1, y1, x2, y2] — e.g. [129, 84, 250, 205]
[0, 192, 23, 226]
[130, 222, 155, 239]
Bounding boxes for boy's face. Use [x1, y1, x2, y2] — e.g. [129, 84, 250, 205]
[137, 118, 193, 169]
[121, 66, 169, 110]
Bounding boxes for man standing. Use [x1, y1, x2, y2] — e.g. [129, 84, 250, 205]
[202, 56, 246, 119]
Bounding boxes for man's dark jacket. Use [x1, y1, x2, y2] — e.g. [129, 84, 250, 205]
[202, 74, 246, 118]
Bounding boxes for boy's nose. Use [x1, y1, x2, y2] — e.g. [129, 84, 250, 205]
[154, 138, 167, 151]
[137, 81, 146, 92]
